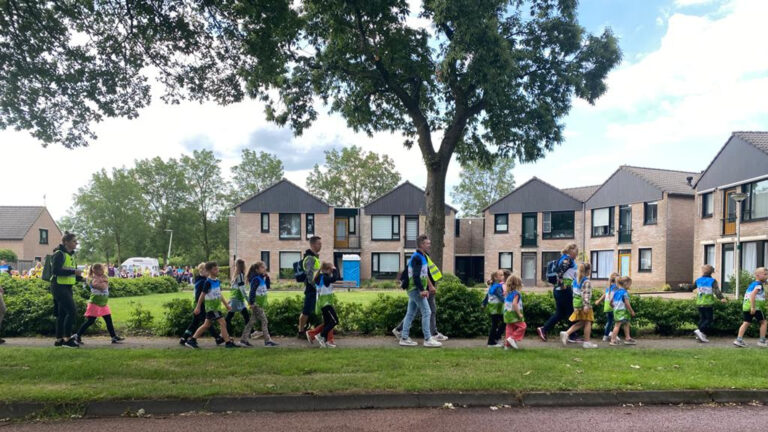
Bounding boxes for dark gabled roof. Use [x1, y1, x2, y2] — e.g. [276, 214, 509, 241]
[622, 166, 698, 196]
[364, 181, 456, 215]
[561, 185, 600, 203]
[235, 178, 330, 213]
[484, 177, 584, 214]
[0, 206, 45, 240]
[694, 131, 768, 189]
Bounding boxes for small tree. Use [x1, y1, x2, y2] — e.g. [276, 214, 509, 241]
[229, 149, 284, 206]
[306, 146, 401, 207]
[451, 158, 515, 217]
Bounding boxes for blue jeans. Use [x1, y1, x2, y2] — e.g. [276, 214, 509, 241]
[604, 311, 614, 337]
[401, 289, 432, 340]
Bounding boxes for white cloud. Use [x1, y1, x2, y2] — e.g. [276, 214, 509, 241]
[674, 0, 715, 7]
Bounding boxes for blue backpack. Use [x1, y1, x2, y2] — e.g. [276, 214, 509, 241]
[545, 255, 569, 285]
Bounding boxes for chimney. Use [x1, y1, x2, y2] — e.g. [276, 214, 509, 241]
[686, 176, 694, 186]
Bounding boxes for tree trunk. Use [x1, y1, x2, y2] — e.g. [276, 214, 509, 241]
[202, 213, 210, 261]
[425, 160, 450, 270]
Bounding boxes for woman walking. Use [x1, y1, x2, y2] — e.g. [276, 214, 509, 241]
[537, 243, 579, 342]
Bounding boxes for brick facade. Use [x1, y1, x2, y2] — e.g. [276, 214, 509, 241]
[0, 208, 62, 261]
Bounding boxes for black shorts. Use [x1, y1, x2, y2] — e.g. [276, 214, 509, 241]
[206, 310, 224, 321]
[742, 310, 766, 323]
[302, 286, 317, 315]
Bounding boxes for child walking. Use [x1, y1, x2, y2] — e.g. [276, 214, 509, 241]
[225, 259, 251, 344]
[503, 274, 526, 350]
[560, 263, 598, 349]
[185, 262, 238, 348]
[693, 264, 726, 343]
[180, 263, 222, 346]
[595, 272, 620, 342]
[484, 270, 505, 347]
[308, 262, 340, 348]
[733, 267, 767, 348]
[72, 263, 124, 344]
[609, 276, 637, 346]
[244, 262, 278, 347]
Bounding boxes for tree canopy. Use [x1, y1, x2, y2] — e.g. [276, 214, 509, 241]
[306, 146, 401, 207]
[451, 158, 515, 217]
[2, 0, 622, 267]
[229, 150, 284, 206]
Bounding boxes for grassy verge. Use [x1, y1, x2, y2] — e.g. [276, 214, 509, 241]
[108, 290, 405, 328]
[0, 347, 764, 403]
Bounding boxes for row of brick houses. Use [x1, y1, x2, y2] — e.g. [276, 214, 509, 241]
[229, 131, 768, 289]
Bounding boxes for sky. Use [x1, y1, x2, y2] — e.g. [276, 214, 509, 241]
[3, 0, 768, 220]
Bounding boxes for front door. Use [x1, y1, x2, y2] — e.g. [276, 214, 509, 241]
[618, 250, 631, 277]
[335, 218, 348, 248]
[521, 253, 537, 286]
[724, 189, 738, 236]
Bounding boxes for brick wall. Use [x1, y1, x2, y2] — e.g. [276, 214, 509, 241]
[0, 210, 61, 261]
[665, 195, 695, 287]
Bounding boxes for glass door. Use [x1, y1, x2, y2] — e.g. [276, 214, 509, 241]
[619, 205, 632, 244]
[722, 243, 734, 292]
[618, 250, 631, 277]
[522, 213, 537, 247]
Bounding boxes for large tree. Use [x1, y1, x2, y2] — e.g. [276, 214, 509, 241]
[180, 149, 227, 261]
[307, 146, 401, 207]
[229, 149, 284, 206]
[1, 0, 621, 267]
[451, 158, 515, 217]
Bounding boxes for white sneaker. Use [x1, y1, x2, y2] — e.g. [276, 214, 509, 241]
[693, 329, 703, 342]
[758, 340, 767, 348]
[392, 328, 402, 340]
[434, 333, 449, 341]
[733, 339, 747, 348]
[250, 331, 264, 340]
[399, 338, 418, 347]
[423, 338, 443, 348]
[583, 342, 598, 349]
[327, 341, 337, 348]
[314, 334, 327, 348]
[609, 332, 621, 343]
[507, 337, 518, 350]
[560, 331, 569, 346]
[602, 336, 609, 342]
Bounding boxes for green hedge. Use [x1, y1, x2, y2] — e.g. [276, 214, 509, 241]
[0, 275, 180, 298]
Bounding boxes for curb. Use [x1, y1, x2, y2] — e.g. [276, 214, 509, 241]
[3, 390, 768, 420]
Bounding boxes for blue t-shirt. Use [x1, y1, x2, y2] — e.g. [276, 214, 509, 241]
[611, 288, 628, 310]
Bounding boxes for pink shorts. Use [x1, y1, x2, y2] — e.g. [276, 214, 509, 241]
[85, 303, 112, 317]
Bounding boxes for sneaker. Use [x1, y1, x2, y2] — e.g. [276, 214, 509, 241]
[71, 334, 83, 345]
[179, 337, 187, 346]
[624, 339, 637, 345]
[315, 334, 327, 348]
[733, 339, 747, 348]
[264, 340, 279, 347]
[399, 338, 418, 347]
[326, 341, 337, 348]
[111, 336, 125, 344]
[240, 339, 253, 347]
[568, 337, 584, 344]
[185, 338, 200, 349]
[63, 339, 79, 348]
[602, 336, 610, 342]
[54, 339, 64, 347]
[215, 337, 225, 346]
[487, 343, 503, 348]
[433, 333, 449, 341]
[583, 342, 598, 349]
[506, 337, 518, 350]
[559, 331, 569, 346]
[392, 328, 402, 340]
[536, 327, 547, 342]
[609, 340, 621, 346]
[608, 332, 622, 343]
[423, 338, 443, 348]
[250, 331, 264, 340]
[225, 341, 239, 348]
[758, 340, 768, 348]
[693, 329, 704, 342]
[699, 334, 710, 343]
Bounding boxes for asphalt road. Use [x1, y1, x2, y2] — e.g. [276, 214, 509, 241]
[5, 405, 768, 432]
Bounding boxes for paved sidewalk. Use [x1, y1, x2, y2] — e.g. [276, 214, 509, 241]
[0, 334, 756, 349]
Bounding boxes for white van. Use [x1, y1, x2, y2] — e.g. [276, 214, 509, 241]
[120, 257, 160, 276]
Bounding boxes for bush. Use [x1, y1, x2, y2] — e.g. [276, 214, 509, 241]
[108, 276, 180, 297]
[0, 249, 18, 261]
[727, 270, 755, 294]
[435, 281, 487, 338]
[155, 298, 195, 337]
[126, 302, 154, 332]
[1, 290, 88, 337]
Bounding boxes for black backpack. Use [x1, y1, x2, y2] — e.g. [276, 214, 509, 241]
[293, 259, 307, 283]
[41, 252, 59, 283]
[397, 269, 409, 290]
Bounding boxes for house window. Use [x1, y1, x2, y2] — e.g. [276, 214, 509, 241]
[455, 219, 461, 237]
[260, 251, 270, 271]
[702, 193, 713, 218]
[349, 216, 356, 234]
[261, 213, 270, 233]
[541, 251, 560, 281]
[279, 213, 301, 239]
[371, 215, 400, 240]
[743, 179, 768, 221]
[499, 252, 513, 271]
[591, 207, 614, 237]
[704, 245, 715, 269]
[494, 214, 508, 233]
[39, 229, 48, 245]
[306, 214, 315, 237]
[278, 251, 301, 279]
[372, 253, 400, 279]
[741, 241, 766, 274]
[644, 202, 658, 225]
[542, 211, 575, 239]
[590, 250, 614, 279]
[639, 248, 652, 272]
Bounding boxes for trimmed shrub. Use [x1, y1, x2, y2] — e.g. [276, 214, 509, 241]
[435, 282, 487, 338]
[155, 298, 195, 337]
[126, 302, 154, 332]
[1, 290, 88, 337]
[0, 249, 17, 262]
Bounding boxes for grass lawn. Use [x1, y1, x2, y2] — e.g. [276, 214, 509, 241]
[0, 347, 764, 403]
[109, 290, 405, 328]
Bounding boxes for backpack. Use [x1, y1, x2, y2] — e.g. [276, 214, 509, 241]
[293, 259, 307, 283]
[545, 255, 567, 285]
[41, 252, 58, 282]
[397, 269, 409, 290]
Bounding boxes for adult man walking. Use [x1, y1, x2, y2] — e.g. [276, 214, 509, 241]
[298, 236, 323, 338]
[398, 235, 443, 348]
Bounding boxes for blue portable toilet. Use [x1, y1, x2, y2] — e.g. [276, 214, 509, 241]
[342, 254, 361, 288]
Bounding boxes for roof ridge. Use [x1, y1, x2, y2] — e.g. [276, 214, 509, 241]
[561, 184, 600, 191]
[622, 165, 699, 175]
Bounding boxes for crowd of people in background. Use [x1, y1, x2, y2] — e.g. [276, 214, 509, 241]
[0, 259, 193, 283]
